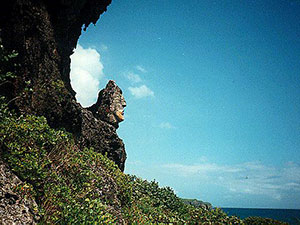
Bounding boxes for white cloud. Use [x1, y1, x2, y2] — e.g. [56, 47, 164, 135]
[126, 72, 142, 83]
[159, 122, 175, 129]
[162, 161, 300, 200]
[128, 85, 154, 98]
[70, 44, 104, 107]
[136, 65, 147, 73]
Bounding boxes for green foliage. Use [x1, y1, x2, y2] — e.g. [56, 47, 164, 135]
[121, 175, 244, 224]
[97, 152, 132, 206]
[50, 79, 67, 102]
[0, 43, 18, 85]
[1, 112, 66, 186]
[0, 98, 245, 224]
[243, 216, 288, 225]
[0, 105, 117, 223]
[0, 44, 288, 224]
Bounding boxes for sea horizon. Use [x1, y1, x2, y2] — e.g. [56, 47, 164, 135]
[221, 207, 300, 225]
[220, 207, 300, 210]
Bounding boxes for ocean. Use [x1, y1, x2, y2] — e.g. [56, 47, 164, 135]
[222, 208, 300, 225]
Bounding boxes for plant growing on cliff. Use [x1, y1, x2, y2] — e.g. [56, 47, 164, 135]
[0, 103, 118, 223]
[243, 216, 289, 225]
[0, 97, 244, 224]
[0, 42, 17, 84]
[0, 45, 289, 224]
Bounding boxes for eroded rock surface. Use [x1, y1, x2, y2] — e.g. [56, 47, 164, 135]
[0, 0, 126, 221]
[88, 80, 126, 128]
[0, 161, 39, 224]
[0, 1, 127, 222]
[0, 0, 111, 133]
[0, 1, 127, 170]
[81, 82, 127, 170]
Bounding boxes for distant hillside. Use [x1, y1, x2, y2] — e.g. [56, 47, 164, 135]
[182, 198, 212, 210]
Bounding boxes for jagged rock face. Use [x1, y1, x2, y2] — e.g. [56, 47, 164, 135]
[83, 80, 127, 170]
[89, 80, 127, 128]
[0, 0, 112, 133]
[0, 1, 128, 223]
[0, 0, 127, 170]
[0, 161, 39, 224]
[80, 107, 127, 172]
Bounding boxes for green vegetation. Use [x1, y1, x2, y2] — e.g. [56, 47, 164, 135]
[0, 44, 289, 224]
[0, 42, 18, 83]
[123, 176, 244, 224]
[243, 217, 288, 225]
[0, 98, 119, 224]
[0, 98, 244, 224]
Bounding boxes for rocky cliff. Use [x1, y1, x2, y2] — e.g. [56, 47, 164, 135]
[0, 0, 126, 170]
[0, 1, 288, 224]
[0, 1, 127, 223]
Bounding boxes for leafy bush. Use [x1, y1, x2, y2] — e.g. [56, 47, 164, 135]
[0, 104, 119, 223]
[0, 97, 245, 224]
[0, 44, 288, 224]
[243, 216, 288, 225]
[0, 42, 18, 83]
[121, 175, 244, 224]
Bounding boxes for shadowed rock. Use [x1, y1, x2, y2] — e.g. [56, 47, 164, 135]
[0, 0, 127, 170]
[0, 0, 112, 133]
[0, 0, 127, 223]
[80, 80, 127, 171]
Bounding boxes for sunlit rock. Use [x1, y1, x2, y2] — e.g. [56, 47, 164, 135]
[88, 80, 126, 128]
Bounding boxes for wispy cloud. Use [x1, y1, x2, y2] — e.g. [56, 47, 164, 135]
[136, 65, 147, 73]
[125, 72, 142, 83]
[100, 44, 108, 51]
[128, 85, 154, 99]
[70, 44, 104, 107]
[162, 161, 300, 200]
[159, 122, 176, 129]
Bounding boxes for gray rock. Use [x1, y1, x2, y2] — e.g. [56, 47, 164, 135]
[88, 80, 126, 129]
[80, 105, 127, 171]
[0, 161, 39, 225]
[0, 0, 126, 171]
[77, 80, 127, 171]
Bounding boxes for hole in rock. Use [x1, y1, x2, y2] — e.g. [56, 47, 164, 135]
[70, 44, 105, 108]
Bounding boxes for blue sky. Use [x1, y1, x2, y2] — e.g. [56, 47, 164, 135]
[70, 0, 300, 209]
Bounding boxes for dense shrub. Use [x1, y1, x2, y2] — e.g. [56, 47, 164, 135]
[243, 216, 288, 225]
[121, 175, 244, 224]
[0, 101, 117, 223]
[0, 96, 245, 224]
[0, 44, 288, 224]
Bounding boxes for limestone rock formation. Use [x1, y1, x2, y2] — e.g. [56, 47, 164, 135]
[81, 81, 127, 171]
[88, 80, 126, 128]
[0, 0, 127, 170]
[0, 1, 128, 222]
[0, 0, 110, 131]
[0, 161, 39, 224]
